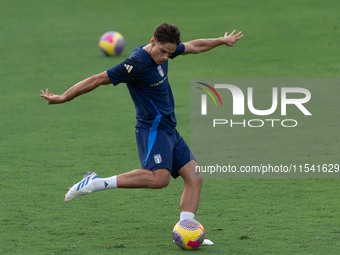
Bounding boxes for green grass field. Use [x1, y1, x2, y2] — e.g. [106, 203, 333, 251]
[1, 0, 340, 254]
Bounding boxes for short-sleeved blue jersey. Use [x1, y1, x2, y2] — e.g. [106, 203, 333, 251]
[107, 43, 185, 131]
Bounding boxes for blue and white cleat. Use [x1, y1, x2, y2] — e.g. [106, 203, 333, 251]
[64, 172, 100, 202]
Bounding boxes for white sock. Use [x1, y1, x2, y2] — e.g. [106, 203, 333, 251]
[92, 175, 117, 192]
[180, 211, 195, 221]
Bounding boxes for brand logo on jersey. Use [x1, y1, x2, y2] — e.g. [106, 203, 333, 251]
[157, 65, 164, 77]
[154, 154, 162, 164]
[124, 64, 133, 73]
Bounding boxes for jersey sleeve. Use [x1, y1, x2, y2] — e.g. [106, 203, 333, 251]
[169, 43, 185, 59]
[106, 58, 144, 86]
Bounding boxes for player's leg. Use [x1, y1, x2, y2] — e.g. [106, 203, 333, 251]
[176, 157, 213, 246]
[64, 168, 170, 202]
[171, 130, 203, 219]
[117, 168, 170, 189]
[65, 128, 173, 202]
[178, 160, 203, 217]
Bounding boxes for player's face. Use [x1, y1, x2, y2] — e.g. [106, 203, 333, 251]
[150, 38, 177, 65]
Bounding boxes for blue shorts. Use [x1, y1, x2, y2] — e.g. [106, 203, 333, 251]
[135, 128, 195, 179]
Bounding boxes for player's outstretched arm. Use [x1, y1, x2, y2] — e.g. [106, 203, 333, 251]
[40, 71, 111, 104]
[182, 30, 243, 55]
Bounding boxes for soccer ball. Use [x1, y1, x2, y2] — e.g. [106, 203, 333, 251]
[99, 31, 125, 56]
[173, 219, 205, 250]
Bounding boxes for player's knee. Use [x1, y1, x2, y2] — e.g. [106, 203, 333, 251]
[190, 174, 203, 187]
[181, 164, 203, 186]
[153, 178, 170, 189]
[183, 172, 203, 190]
[150, 169, 170, 189]
[191, 168, 203, 180]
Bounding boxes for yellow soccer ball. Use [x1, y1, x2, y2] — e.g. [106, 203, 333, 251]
[99, 31, 125, 56]
[173, 219, 205, 250]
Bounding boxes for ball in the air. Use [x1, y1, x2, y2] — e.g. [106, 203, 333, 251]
[99, 31, 125, 56]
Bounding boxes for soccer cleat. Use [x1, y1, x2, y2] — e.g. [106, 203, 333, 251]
[202, 239, 214, 245]
[64, 172, 100, 202]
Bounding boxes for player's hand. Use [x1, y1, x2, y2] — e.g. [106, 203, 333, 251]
[40, 89, 64, 104]
[222, 30, 243, 47]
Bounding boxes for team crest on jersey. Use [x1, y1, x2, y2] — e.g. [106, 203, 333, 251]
[157, 65, 164, 77]
[154, 154, 162, 164]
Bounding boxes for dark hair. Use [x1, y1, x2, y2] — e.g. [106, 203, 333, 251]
[154, 22, 181, 45]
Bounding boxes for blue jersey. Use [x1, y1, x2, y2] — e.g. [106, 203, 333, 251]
[107, 44, 185, 131]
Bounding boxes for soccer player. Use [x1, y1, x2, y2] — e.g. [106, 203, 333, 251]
[40, 23, 243, 223]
